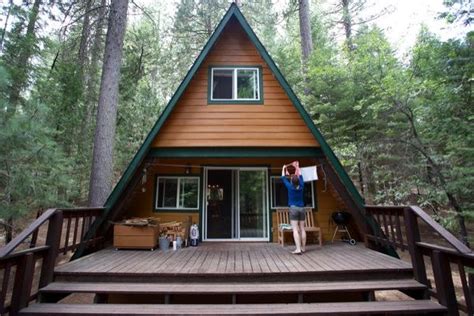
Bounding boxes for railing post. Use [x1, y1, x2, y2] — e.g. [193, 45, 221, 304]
[10, 252, 35, 315]
[403, 207, 428, 287]
[431, 250, 459, 316]
[39, 210, 63, 288]
[468, 273, 474, 315]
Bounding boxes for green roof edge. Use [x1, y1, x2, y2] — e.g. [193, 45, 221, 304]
[87, 3, 365, 246]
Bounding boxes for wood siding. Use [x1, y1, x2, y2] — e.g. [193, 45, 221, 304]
[152, 19, 319, 148]
[121, 158, 353, 243]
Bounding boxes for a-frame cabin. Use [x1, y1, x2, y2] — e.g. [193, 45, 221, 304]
[2, 4, 472, 316]
[93, 2, 369, 246]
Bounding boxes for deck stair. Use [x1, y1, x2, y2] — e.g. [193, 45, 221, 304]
[29, 279, 447, 315]
[18, 242, 448, 315]
[21, 301, 447, 315]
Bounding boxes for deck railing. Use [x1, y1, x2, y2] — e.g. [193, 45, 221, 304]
[0, 207, 104, 315]
[365, 205, 474, 316]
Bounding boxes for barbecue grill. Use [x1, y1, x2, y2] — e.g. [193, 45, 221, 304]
[331, 211, 356, 245]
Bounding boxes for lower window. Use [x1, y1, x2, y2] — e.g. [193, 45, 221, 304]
[155, 176, 199, 210]
[270, 176, 315, 209]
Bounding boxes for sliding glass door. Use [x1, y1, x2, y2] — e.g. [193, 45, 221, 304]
[204, 167, 268, 241]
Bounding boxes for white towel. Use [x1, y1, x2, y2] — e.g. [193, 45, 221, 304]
[301, 166, 318, 182]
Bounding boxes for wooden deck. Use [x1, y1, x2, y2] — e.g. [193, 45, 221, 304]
[55, 242, 412, 283]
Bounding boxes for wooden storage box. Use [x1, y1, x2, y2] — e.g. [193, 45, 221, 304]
[113, 224, 159, 250]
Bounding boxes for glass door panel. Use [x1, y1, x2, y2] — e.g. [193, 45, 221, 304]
[239, 170, 267, 238]
[206, 169, 233, 239]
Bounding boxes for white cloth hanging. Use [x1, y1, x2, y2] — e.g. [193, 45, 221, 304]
[301, 166, 318, 182]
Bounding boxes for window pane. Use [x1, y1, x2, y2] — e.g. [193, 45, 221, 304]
[272, 177, 313, 208]
[272, 178, 288, 208]
[240, 170, 266, 238]
[212, 69, 233, 99]
[179, 178, 199, 208]
[237, 69, 258, 99]
[160, 178, 177, 208]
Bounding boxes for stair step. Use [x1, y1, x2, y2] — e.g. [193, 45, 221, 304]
[20, 301, 447, 315]
[39, 279, 427, 296]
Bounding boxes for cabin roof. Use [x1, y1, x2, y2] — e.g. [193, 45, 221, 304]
[103, 3, 364, 215]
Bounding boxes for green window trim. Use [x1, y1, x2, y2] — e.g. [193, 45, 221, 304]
[208, 65, 264, 104]
[154, 175, 201, 211]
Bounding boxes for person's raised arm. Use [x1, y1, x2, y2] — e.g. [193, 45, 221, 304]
[281, 164, 287, 177]
[294, 161, 301, 176]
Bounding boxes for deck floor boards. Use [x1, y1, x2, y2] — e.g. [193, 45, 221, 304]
[55, 243, 412, 278]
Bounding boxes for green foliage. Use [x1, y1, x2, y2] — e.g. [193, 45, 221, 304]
[0, 66, 74, 221]
[439, 0, 473, 25]
[0, 0, 471, 243]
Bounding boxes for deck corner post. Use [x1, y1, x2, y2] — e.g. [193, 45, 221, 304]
[403, 207, 428, 287]
[431, 250, 459, 316]
[10, 252, 35, 315]
[39, 210, 64, 288]
[468, 273, 474, 315]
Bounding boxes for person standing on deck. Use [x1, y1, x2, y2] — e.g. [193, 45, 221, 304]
[281, 162, 306, 255]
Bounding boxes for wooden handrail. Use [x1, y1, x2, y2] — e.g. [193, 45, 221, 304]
[0, 207, 104, 258]
[0, 208, 57, 258]
[416, 242, 474, 262]
[365, 204, 472, 254]
[365, 204, 473, 316]
[408, 205, 471, 254]
[0, 245, 50, 262]
[0, 206, 104, 314]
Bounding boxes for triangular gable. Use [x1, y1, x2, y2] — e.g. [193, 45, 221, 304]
[95, 3, 364, 235]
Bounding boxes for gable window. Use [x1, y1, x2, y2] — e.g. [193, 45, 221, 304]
[270, 176, 315, 209]
[155, 176, 200, 210]
[210, 67, 261, 103]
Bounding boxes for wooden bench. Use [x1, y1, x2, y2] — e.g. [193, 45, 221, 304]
[276, 207, 322, 247]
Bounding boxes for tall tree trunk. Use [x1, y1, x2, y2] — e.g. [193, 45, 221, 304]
[341, 0, 354, 51]
[205, 0, 213, 36]
[78, 0, 93, 79]
[4, 219, 13, 244]
[88, 0, 129, 207]
[81, 0, 107, 199]
[85, 0, 108, 135]
[0, 0, 14, 52]
[298, 0, 313, 95]
[6, 0, 41, 117]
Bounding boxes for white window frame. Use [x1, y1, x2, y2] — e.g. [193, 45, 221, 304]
[269, 176, 315, 209]
[210, 67, 260, 101]
[155, 176, 200, 210]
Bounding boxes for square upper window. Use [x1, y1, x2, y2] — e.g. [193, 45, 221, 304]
[209, 67, 262, 103]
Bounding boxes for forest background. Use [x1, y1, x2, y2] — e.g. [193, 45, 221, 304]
[0, 0, 472, 245]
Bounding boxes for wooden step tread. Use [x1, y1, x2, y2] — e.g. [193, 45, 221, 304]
[40, 279, 426, 295]
[20, 301, 447, 315]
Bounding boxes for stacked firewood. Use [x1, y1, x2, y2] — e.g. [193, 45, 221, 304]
[159, 221, 188, 241]
[122, 217, 158, 227]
